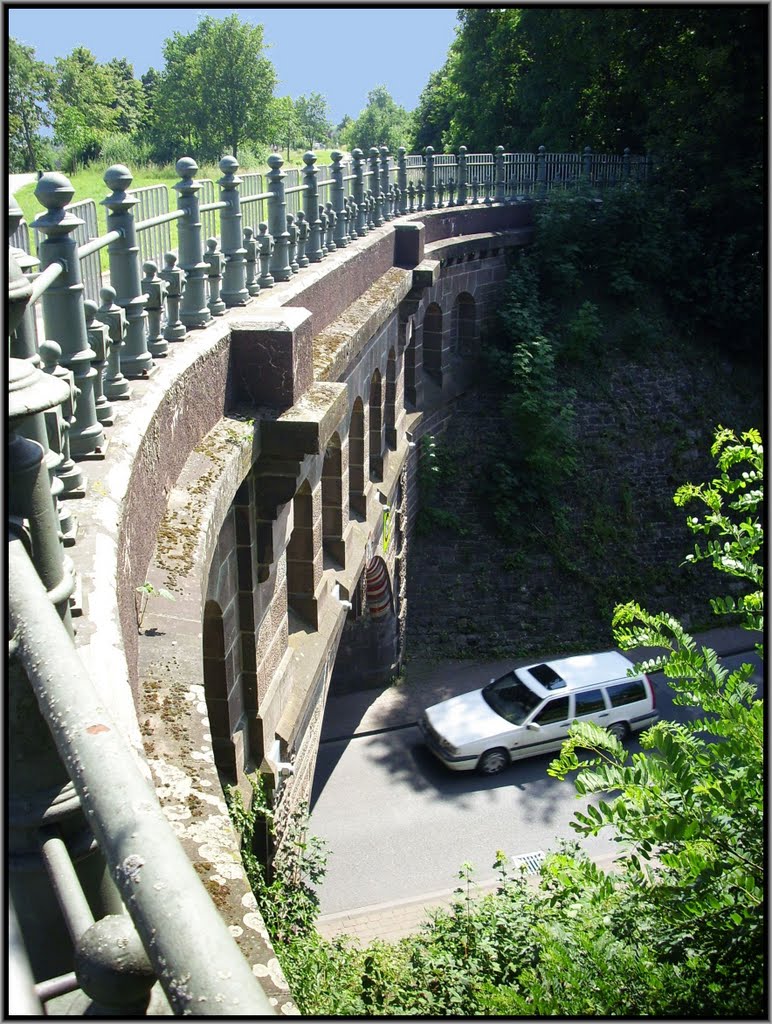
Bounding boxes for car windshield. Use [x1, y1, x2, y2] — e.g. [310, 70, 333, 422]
[482, 671, 542, 725]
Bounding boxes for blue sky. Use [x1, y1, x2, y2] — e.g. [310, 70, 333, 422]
[7, 5, 460, 124]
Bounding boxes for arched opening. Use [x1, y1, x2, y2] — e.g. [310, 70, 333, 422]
[286, 480, 319, 628]
[369, 369, 383, 480]
[322, 432, 345, 565]
[365, 555, 394, 619]
[422, 302, 443, 384]
[349, 397, 366, 518]
[385, 348, 397, 450]
[203, 599, 237, 785]
[453, 292, 477, 355]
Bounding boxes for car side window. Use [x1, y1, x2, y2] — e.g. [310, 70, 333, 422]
[607, 679, 646, 706]
[574, 688, 607, 716]
[534, 696, 570, 725]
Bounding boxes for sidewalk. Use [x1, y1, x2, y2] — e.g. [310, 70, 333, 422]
[316, 627, 761, 943]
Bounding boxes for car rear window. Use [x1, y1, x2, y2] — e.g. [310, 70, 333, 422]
[574, 688, 607, 716]
[607, 679, 647, 707]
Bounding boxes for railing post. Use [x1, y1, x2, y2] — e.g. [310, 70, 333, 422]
[623, 147, 631, 179]
[141, 261, 168, 357]
[296, 210, 309, 268]
[83, 300, 114, 425]
[159, 253, 186, 341]
[8, 356, 75, 632]
[302, 151, 324, 263]
[379, 147, 391, 221]
[424, 146, 436, 210]
[324, 201, 337, 252]
[243, 226, 260, 295]
[218, 156, 249, 307]
[98, 284, 132, 402]
[536, 145, 547, 197]
[368, 147, 382, 226]
[101, 165, 153, 378]
[457, 146, 468, 206]
[494, 145, 506, 203]
[351, 148, 367, 235]
[31, 173, 105, 459]
[331, 150, 349, 248]
[318, 205, 329, 256]
[257, 223, 274, 288]
[204, 239, 226, 314]
[38, 339, 85, 509]
[397, 147, 408, 215]
[174, 157, 212, 328]
[286, 214, 299, 273]
[9, 196, 41, 365]
[583, 145, 593, 181]
[267, 154, 292, 282]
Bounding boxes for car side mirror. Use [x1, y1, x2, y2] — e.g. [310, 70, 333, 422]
[526, 721, 541, 731]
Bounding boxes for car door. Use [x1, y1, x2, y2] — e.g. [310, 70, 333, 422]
[509, 694, 571, 760]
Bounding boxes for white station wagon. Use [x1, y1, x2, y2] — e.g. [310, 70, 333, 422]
[419, 650, 658, 775]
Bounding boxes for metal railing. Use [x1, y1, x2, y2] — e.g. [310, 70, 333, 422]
[8, 533, 276, 1015]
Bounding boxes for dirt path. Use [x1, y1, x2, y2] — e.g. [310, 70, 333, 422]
[9, 173, 37, 196]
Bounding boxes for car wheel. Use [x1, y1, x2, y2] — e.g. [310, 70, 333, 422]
[477, 748, 509, 775]
[608, 722, 628, 742]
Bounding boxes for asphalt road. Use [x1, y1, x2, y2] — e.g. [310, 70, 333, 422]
[308, 650, 762, 916]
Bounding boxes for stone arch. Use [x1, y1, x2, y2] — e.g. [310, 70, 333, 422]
[452, 291, 477, 356]
[321, 431, 345, 564]
[286, 479, 318, 628]
[203, 599, 237, 785]
[384, 348, 397, 450]
[422, 302, 443, 384]
[349, 397, 366, 518]
[369, 368, 383, 481]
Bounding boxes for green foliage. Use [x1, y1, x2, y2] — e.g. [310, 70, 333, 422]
[415, 435, 466, 536]
[341, 85, 411, 155]
[294, 93, 332, 150]
[150, 14, 276, 164]
[227, 774, 327, 947]
[8, 37, 53, 172]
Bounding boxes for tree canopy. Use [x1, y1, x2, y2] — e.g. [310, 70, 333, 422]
[341, 85, 411, 155]
[8, 37, 53, 171]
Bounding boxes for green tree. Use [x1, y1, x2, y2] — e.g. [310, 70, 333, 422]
[341, 85, 411, 154]
[105, 57, 147, 136]
[295, 92, 332, 150]
[267, 95, 299, 160]
[8, 37, 53, 171]
[51, 45, 119, 165]
[152, 14, 276, 163]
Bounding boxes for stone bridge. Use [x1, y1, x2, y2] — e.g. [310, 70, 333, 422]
[9, 144, 648, 1012]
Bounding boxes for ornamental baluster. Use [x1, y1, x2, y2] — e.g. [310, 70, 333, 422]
[368, 149, 382, 226]
[318, 205, 329, 256]
[159, 253, 186, 341]
[407, 180, 415, 213]
[174, 157, 211, 328]
[39, 339, 85, 511]
[417, 180, 425, 211]
[330, 150, 348, 248]
[302, 151, 324, 263]
[494, 145, 506, 203]
[83, 301, 114, 426]
[365, 190, 374, 230]
[31, 173, 105, 459]
[397, 147, 408, 215]
[457, 146, 468, 206]
[257, 223, 274, 288]
[204, 239, 226, 314]
[536, 145, 547, 197]
[97, 286, 132, 403]
[217, 155, 248, 306]
[484, 175, 492, 205]
[379, 147, 391, 221]
[437, 180, 445, 209]
[101, 165, 153, 378]
[623, 147, 631, 179]
[141, 261, 168, 357]
[323, 202, 336, 252]
[345, 197, 357, 242]
[352, 149, 367, 235]
[266, 153, 292, 282]
[286, 214, 299, 273]
[9, 196, 41, 365]
[243, 226, 260, 295]
[424, 147, 436, 210]
[295, 210, 309, 268]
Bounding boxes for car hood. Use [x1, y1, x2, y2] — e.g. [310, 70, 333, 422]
[424, 689, 512, 747]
